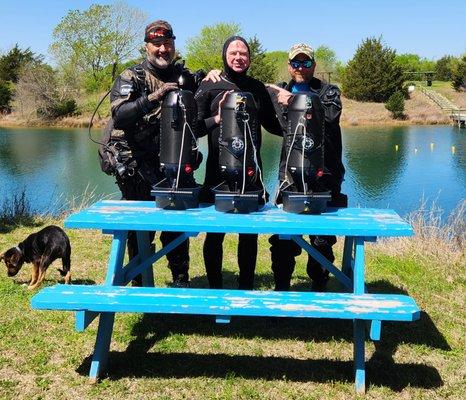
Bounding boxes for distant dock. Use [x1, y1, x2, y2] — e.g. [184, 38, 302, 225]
[450, 110, 466, 128]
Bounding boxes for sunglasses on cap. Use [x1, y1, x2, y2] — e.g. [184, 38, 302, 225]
[289, 59, 314, 69]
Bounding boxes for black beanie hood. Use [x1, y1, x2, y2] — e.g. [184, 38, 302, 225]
[222, 35, 250, 84]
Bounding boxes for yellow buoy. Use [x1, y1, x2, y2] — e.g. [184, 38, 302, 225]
[452, 145, 456, 154]
[395, 144, 399, 151]
[430, 142, 434, 151]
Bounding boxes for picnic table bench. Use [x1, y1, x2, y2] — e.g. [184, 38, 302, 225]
[31, 200, 420, 393]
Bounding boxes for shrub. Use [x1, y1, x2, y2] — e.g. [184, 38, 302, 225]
[451, 55, 466, 91]
[37, 99, 77, 119]
[385, 91, 405, 119]
[0, 190, 37, 232]
[14, 61, 78, 120]
[0, 80, 12, 112]
[401, 82, 412, 99]
[52, 99, 77, 117]
[342, 37, 404, 102]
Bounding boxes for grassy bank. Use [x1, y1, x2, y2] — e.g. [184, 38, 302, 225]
[1, 82, 463, 129]
[0, 200, 464, 399]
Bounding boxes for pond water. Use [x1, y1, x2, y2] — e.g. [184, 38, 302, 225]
[0, 125, 464, 218]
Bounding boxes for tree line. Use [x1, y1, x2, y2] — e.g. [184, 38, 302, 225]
[0, 1, 465, 121]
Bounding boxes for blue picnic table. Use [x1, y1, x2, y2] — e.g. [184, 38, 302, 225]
[31, 200, 420, 393]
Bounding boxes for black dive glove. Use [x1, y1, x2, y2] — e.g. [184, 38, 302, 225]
[148, 82, 178, 104]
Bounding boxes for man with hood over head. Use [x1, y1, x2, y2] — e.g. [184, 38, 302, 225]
[195, 36, 283, 290]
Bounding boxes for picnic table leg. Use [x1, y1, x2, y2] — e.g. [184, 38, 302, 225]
[353, 237, 365, 295]
[353, 319, 366, 393]
[88, 230, 127, 380]
[104, 231, 128, 286]
[351, 236, 383, 341]
[342, 236, 354, 279]
[136, 231, 155, 287]
[352, 236, 367, 392]
[89, 312, 115, 382]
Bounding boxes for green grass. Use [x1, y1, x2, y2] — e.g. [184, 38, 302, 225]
[0, 215, 464, 399]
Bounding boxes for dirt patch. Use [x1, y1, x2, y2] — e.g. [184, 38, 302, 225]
[340, 91, 451, 127]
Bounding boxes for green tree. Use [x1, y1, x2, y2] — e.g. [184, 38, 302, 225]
[247, 36, 276, 83]
[314, 45, 337, 72]
[342, 37, 404, 102]
[50, 1, 147, 91]
[451, 55, 466, 91]
[419, 58, 436, 73]
[395, 53, 436, 81]
[0, 44, 39, 83]
[436, 55, 455, 81]
[385, 91, 405, 119]
[264, 51, 288, 83]
[313, 45, 338, 83]
[185, 22, 241, 71]
[334, 61, 346, 84]
[0, 44, 42, 112]
[395, 53, 422, 73]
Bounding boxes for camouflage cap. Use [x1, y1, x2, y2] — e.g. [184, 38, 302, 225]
[144, 20, 176, 43]
[288, 43, 315, 61]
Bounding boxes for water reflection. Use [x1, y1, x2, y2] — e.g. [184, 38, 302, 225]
[343, 126, 408, 202]
[0, 125, 464, 217]
[451, 133, 466, 186]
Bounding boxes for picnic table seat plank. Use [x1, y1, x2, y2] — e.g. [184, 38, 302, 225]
[32, 285, 420, 322]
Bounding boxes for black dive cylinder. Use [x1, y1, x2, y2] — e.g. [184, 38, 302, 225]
[284, 92, 325, 193]
[219, 91, 259, 192]
[160, 89, 199, 188]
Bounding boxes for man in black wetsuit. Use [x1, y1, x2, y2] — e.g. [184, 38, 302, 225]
[267, 43, 347, 291]
[195, 36, 283, 290]
[107, 20, 205, 286]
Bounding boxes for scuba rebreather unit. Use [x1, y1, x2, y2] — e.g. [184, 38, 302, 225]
[279, 92, 331, 214]
[151, 88, 202, 209]
[214, 91, 265, 213]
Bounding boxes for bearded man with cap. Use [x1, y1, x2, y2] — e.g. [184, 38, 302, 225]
[107, 20, 206, 287]
[267, 43, 347, 292]
[194, 36, 283, 290]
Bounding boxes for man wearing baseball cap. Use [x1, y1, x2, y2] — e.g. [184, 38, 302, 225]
[104, 20, 206, 287]
[267, 43, 347, 292]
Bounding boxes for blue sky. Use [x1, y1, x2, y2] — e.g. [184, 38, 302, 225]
[1, 0, 465, 64]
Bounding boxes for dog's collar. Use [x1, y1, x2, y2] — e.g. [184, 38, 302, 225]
[14, 246, 22, 255]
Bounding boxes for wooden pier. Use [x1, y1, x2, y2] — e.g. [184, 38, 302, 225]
[450, 109, 466, 128]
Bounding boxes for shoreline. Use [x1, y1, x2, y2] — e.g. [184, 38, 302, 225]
[1, 86, 461, 130]
[0, 115, 454, 129]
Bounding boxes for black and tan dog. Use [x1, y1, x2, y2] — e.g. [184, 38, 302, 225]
[0, 225, 71, 290]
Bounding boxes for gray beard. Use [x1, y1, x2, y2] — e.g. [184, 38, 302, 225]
[147, 54, 171, 69]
